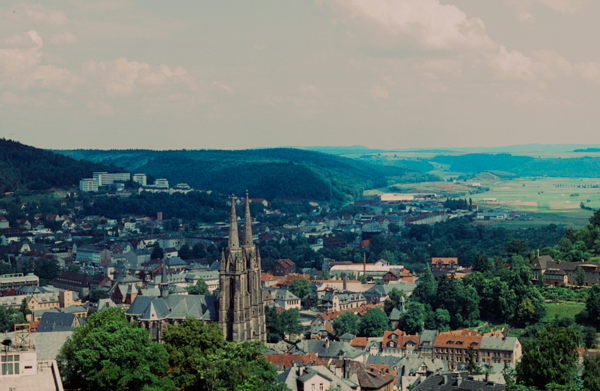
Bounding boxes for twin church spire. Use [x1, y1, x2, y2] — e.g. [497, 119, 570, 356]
[228, 192, 253, 248]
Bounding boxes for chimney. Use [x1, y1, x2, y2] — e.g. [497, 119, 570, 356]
[485, 372, 490, 382]
[363, 252, 366, 276]
[343, 273, 347, 292]
[344, 358, 351, 379]
[325, 339, 330, 349]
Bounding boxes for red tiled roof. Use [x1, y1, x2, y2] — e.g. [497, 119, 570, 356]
[263, 353, 327, 369]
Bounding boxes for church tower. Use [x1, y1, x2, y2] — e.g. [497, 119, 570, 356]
[218, 193, 266, 343]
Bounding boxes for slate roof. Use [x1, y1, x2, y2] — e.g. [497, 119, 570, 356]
[412, 371, 504, 391]
[277, 365, 355, 391]
[293, 339, 364, 360]
[480, 336, 519, 351]
[389, 307, 403, 321]
[330, 359, 395, 390]
[31, 331, 73, 360]
[126, 294, 217, 321]
[274, 290, 299, 301]
[37, 312, 78, 332]
[51, 271, 91, 288]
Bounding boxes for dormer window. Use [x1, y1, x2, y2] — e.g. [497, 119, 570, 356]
[457, 340, 463, 345]
[447, 340, 454, 345]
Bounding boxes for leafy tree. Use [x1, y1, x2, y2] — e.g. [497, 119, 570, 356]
[89, 289, 108, 303]
[265, 306, 284, 343]
[472, 253, 491, 273]
[517, 324, 580, 389]
[577, 284, 600, 327]
[398, 302, 425, 334]
[583, 326, 598, 349]
[19, 298, 31, 319]
[333, 312, 359, 336]
[389, 223, 401, 235]
[57, 307, 173, 391]
[280, 308, 303, 340]
[576, 267, 586, 286]
[67, 264, 81, 273]
[506, 238, 528, 256]
[162, 317, 286, 391]
[0, 305, 25, 333]
[424, 308, 450, 331]
[481, 277, 516, 322]
[384, 288, 405, 316]
[584, 355, 600, 391]
[178, 244, 192, 260]
[466, 347, 483, 375]
[590, 209, 600, 228]
[186, 279, 211, 295]
[288, 278, 311, 307]
[151, 243, 164, 260]
[411, 265, 435, 305]
[358, 308, 390, 337]
[35, 258, 62, 285]
[192, 242, 207, 259]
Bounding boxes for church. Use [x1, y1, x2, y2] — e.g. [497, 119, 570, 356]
[126, 193, 266, 343]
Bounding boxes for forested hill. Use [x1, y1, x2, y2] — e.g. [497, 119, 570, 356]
[0, 139, 126, 193]
[56, 148, 436, 201]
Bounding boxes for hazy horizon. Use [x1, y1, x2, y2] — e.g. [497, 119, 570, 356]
[3, 1, 600, 150]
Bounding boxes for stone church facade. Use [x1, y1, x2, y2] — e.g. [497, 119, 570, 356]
[218, 194, 267, 343]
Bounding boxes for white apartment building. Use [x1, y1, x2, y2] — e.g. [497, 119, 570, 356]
[79, 178, 99, 192]
[92, 172, 131, 186]
[133, 173, 147, 186]
[154, 179, 169, 188]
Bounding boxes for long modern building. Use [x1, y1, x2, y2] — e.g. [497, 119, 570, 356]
[0, 273, 39, 291]
[92, 172, 131, 186]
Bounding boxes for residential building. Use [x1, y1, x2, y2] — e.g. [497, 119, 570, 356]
[321, 291, 366, 313]
[273, 289, 301, 310]
[412, 371, 504, 391]
[431, 257, 459, 276]
[79, 178, 98, 192]
[93, 172, 131, 186]
[274, 258, 296, 276]
[277, 363, 356, 391]
[479, 336, 522, 365]
[51, 272, 91, 298]
[0, 216, 9, 229]
[0, 273, 39, 291]
[531, 255, 600, 286]
[132, 173, 147, 186]
[0, 326, 66, 390]
[158, 232, 185, 250]
[37, 312, 82, 332]
[154, 178, 169, 188]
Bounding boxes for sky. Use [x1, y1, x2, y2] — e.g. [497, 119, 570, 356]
[2, 0, 600, 150]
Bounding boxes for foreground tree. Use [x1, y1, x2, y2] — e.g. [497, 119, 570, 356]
[517, 324, 580, 389]
[57, 307, 173, 391]
[398, 302, 425, 334]
[383, 288, 405, 316]
[163, 317, 288, 391]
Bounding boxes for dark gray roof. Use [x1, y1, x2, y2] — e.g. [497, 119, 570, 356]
[480, 336, 519, 351]
[37, 312, 78, 332]
[126, 294, 217, 321]
[412, 371, 504, 391]
[389, 307, 402, 321]
[293, 340, 364, 360]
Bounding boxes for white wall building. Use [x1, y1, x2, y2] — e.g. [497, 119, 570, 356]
[79, 178, 98, 192]
[133, 173, 147, 186]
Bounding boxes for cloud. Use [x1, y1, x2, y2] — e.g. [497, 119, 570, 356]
[3, 4, 68, 25]
[3, 30, 43, 47]
[81, 58, 193, 97]
[371, 85, 389, 99]
[325, 0, 494, 51]
[574, 62, 600, 84]
[49, 32, 77, 45]
[504, 0, 589, 22]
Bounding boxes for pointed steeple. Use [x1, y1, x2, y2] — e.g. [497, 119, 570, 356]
[228, 194, 240, 248]
[243, 191, 253, 246]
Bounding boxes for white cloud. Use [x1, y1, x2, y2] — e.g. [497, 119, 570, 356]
[326, 0, 494, 51]
[3, 4, 68, 25]
[49, 32, 77, 45]
[574, 62, 600, 84]
[505, 0, 589, 22]
[81, 58, 193, 97]
[371, 85, 389, 99]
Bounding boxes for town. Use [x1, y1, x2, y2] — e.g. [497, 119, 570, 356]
[1, 168, 598, 391]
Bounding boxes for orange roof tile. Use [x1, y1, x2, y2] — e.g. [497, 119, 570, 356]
[263, 353, 327, 369]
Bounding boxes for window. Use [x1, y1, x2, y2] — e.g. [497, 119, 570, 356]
[312, 386, 315, 391]
[319, 384, 324, 391]
[1, 354, 20, 375]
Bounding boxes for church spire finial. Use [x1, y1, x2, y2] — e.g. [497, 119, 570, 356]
[228, 194, 239, 248]
[243, 191, 253, 246]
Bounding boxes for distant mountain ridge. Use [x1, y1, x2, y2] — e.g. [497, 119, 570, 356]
[55, 148, 436, 201]
[0, 139, 126, 193]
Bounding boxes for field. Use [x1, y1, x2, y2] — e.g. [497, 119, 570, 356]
[541, 302, 586, 322]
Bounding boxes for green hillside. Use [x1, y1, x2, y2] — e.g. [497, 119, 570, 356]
[56, 148, 437, 201]
[0, 139, 126, 193]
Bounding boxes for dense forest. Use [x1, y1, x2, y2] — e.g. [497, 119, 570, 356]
[55, 148, 439, 201]
[0, 139, 125, 193]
